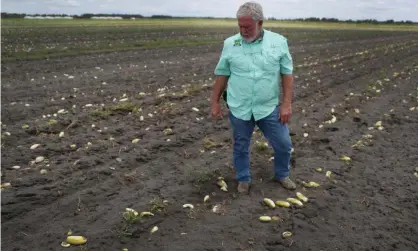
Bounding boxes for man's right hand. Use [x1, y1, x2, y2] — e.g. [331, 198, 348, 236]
[210, 102, 223, 119]
[210, 75, 228, 119]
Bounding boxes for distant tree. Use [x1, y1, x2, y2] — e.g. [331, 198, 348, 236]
[151, 15, 172, 19]
[1, 12, 25, 18]
[0, 12, 417, 24]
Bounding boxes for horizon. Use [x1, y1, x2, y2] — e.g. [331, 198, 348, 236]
[2, 13, 417, 23]
[1, 0, 418, 22]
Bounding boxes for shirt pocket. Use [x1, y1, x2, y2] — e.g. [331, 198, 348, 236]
[262, 48, 281, 72]
[229, 53, 249, 73]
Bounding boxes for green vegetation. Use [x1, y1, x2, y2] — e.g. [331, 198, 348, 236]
[203, 137, 222, 150]
[254, 140, 270, 153]
[91, 102, 140, 119]
[149, 197, 167, 214]
[2, 18, 418, 30]
[2, 18, 417, 62]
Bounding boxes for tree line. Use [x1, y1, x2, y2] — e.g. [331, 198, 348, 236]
[269, 17, 416, 24]
[1, 12, 416, 24]
[1, 12, 144, 19]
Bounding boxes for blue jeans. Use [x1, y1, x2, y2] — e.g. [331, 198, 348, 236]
[228, 106, 292, 183]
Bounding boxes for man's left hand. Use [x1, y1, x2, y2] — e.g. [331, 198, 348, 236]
[279, 102, 292, 124]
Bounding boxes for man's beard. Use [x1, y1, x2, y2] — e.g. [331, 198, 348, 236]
[242, 26, 259, 42]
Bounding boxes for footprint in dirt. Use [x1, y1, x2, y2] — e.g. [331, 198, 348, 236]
[310, 136, 334, 155]
[325, 146, 337, 155]
[311, 138, 331, 144]
[352, 117, 368, 127]
[325, 127, 339, 132]
[353, 117, 361, 123]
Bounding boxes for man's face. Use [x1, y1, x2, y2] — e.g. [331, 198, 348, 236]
[238, 16, 262, 42]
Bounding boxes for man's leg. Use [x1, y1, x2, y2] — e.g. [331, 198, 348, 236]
[256, 107, 296, 190]
[229, 111, 255, 192]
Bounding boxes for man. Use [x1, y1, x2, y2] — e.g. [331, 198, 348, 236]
[210, 1, 296, 194]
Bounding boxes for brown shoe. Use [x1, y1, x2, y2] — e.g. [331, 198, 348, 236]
[278, 177, 296, 190]
[237, 182, 250, 194]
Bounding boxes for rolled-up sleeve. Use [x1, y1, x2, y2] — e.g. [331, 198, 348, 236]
[214, 41, 231, 76]
[280, 39, 293, 75]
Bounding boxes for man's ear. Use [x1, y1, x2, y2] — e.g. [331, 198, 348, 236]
[258, 20, 263, 27]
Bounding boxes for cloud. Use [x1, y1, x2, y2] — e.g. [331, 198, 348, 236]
[43, 0, 80, 7]
[1, 0, 417, 21]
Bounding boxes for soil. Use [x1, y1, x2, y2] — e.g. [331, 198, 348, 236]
[1, 28, 418, 251]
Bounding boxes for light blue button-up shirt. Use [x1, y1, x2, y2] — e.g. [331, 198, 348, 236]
[214, 29, 293, 121]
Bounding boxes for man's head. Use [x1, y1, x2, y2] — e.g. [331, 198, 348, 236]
[236, 1, 264, 42]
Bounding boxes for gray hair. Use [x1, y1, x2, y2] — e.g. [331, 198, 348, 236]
[236, 1, 264, 21]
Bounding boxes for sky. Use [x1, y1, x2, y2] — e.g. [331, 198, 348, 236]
[2, 0, 418, 22]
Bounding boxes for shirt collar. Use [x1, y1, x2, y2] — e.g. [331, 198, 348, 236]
[258, 29, 265, 41]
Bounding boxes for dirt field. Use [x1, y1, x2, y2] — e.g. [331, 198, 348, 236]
[1, 23, 418, 251]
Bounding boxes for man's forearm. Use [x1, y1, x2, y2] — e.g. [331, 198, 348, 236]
[211, 76, 229, 104]
[281, 74, 293, 104]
